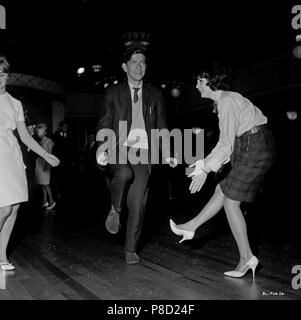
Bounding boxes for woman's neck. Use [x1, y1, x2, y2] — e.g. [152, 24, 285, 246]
[209, 90, 223, 102]
[0, 88, 7, 95]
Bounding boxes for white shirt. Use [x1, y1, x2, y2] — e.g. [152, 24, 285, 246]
[124, 81, 149, 149]
[205, 91, 267, 172]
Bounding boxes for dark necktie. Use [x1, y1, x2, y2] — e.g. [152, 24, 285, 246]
[133, 87, 139, 103]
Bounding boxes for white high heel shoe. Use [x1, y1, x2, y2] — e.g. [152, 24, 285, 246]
[224, 256, 259, 278]
[0, 261, 16, 271]
[46, 202, 56, 210]
[42, 202, 49, 208]
[169, 219, 195, 243]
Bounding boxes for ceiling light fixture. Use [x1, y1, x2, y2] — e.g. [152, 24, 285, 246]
[77, 67, 85, 75]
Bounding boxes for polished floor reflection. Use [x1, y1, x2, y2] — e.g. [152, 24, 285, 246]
[1, 167, 300, 300]
[0, 212, 300, 299]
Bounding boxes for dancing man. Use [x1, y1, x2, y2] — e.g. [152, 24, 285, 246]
[96, 46, 177, 264]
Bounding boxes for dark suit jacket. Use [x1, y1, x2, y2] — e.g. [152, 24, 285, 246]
[96, 81, 171, 166]
[52, 131, 74, 167]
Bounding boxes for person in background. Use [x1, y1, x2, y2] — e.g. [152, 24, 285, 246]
[35, 123, 56, 210]
[19, 116, 37, 199]
[84, 132, 97, 169]
[0, 56, 60, 271]
[52, 120, 74, 200]
[170, 62, 276, 278]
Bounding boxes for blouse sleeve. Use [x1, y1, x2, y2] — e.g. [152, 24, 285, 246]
[205, 96, 240, 172]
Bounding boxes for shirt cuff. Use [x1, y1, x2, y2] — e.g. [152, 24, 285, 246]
[205, 157, 222, 172]
[205, 157, 231, 172]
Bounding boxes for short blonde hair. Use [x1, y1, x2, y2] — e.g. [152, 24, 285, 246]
[36, 123, 48, 131]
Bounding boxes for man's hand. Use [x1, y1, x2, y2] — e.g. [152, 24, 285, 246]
[166, 157, 178, 168]
[189, 171, 208, 193]
[96, 148, 108, 166]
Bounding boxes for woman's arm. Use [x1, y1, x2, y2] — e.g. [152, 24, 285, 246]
[187, 97, 239, 191]
[17, 121, 60, 167]
[17, 121, 48, 157]
[204, 96, 239, 172]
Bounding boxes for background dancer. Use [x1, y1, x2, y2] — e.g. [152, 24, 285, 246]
[0, 56, 60, 271]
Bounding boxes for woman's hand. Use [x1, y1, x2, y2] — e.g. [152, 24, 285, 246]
[189, 171, 208, 193]
[187, 159, 205, 177]
[43, 152, 60, 167]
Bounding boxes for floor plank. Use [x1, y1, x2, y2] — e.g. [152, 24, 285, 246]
[1, 192, 300, 300]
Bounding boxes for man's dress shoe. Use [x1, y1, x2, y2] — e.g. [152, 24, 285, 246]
[125, 251, 140, 265]
[105, 207, 121, 234]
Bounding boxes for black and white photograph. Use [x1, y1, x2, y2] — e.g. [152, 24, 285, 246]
[0, 0, 300, 311]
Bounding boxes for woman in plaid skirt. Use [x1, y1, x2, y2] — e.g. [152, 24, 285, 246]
[170, 62, 275, 278]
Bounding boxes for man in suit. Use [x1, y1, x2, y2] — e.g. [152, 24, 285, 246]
[96, 46, 177, 264]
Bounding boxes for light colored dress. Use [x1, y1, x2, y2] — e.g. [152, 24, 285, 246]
[35, 137, 54, 185]
[0, 92, 28, 208]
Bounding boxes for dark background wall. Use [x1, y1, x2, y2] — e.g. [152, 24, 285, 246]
[8, 85, 55, 131]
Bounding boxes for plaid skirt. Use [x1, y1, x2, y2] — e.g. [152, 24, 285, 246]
[219, 124, 276, 202]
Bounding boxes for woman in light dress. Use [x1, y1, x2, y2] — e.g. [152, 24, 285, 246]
[0, 56, 60, 271]
[35, 123, 56, 210]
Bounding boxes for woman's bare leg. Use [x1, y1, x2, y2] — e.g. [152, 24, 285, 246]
[44, 185, 54, 205]
[223, 197, 254, 269]
[0, 206, 12, 232]
[176, 184, 225, 232]
[0, 204, 19, 262]
[42, 186, 48, 204]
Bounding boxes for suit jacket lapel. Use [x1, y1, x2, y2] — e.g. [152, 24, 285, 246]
[121, 82, 150, 123]
[142, 84, 150, 120]
[120, 82, 132, 123]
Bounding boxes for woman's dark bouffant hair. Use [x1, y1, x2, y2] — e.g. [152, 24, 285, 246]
[193, 61, 231, 91]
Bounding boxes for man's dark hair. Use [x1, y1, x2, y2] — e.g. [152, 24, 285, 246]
[122, 46, 147, 64]
[193, 61, 231, 91]
[59, 120, 69, 128]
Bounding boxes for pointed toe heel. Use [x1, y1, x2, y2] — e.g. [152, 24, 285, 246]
[224, 256, 259, 278]
[169, 219, 195, 243]
[0, 261, 16, 271]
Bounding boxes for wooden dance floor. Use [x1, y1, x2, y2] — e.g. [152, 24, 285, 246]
[1, 201, 300, 300]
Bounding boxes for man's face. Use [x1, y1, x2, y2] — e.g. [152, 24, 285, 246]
[27, 125, 35, 136]
[37, 127, 46, 138]
[122, 53, 147, 83]
[0, 71, 9, 91]
[62, 124, 68, 133]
